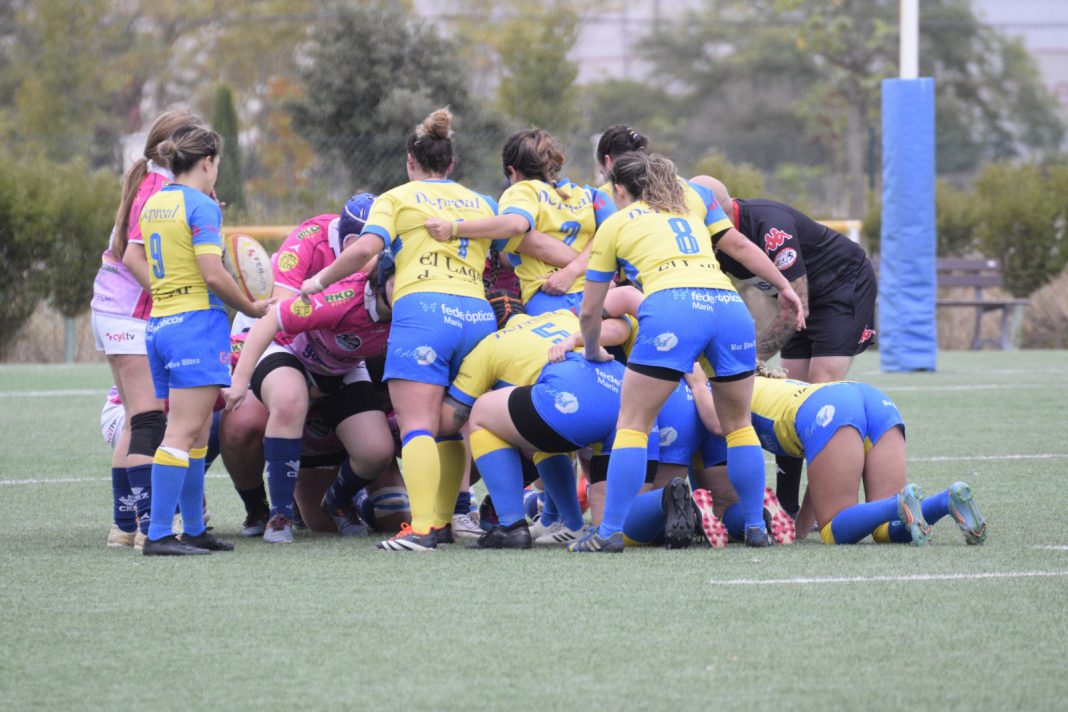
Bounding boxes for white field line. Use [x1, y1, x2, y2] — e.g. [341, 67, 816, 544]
[909, 453, 1068, 462]
[0, 389, 100, 398]
[1034, 545, 1068, 551]
[709, 571, 1068, 586]
[854, 368, 1068, 377]
[0, 473, 230, 486]
[882, 383, 1062, 392]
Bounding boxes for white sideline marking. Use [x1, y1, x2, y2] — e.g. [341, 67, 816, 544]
[1035, 545, 1068, 551]
[882, 384, 1061, 392]
[709, 571, 1068, 586]
[0, 389, 100, 398]
[909, 453, 1068, 462]
[0, 474, 229, 486]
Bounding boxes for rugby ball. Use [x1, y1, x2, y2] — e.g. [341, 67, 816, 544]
[222, 233, 273, 301]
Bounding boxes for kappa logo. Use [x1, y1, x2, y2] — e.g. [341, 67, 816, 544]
[764, 228, 792, 252]
[859, 328, 876, 344]
[815, 404, 836, 428]
[554, 391, 579, 414]
[654, 332, 679, 352]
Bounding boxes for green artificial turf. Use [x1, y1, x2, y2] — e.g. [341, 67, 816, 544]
[1, 351, 1066, 710]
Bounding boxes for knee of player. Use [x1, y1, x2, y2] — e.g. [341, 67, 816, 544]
[129, 410, 167, 456]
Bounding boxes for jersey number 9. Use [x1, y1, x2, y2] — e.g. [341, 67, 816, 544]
[668, 217, 700, 255]
[149, 232, 166, 279]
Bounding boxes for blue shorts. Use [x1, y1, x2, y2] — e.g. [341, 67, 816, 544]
[525, 290, 583, 317]
[698, 432, 728, 467]
[629, 288, 756, 379]
[529, 354, 624, 448]
[384, 292, 496, 386]
[795, 382, 905, 463]
[656, 380, 704, 466]
[146, 309, 231, 399]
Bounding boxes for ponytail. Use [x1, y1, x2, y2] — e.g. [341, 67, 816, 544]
[608, 152, 686, 214]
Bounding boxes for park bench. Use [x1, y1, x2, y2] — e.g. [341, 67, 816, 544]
[936, 258, 1029, 350]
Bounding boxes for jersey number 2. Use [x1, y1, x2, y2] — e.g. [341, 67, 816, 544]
[148, 232, 166, 279]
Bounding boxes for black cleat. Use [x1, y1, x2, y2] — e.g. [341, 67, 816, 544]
[434, 522, 455, 544]
[662, 477, 695, 549]
[466, 520, 532, 549]
[142, 534, 212, 556]
[181, 529, 235, 551]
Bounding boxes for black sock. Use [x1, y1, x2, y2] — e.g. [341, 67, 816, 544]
[775, 455, 803, 515]
[236, 482, 269, 518]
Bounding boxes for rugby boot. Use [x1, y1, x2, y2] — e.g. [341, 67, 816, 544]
[466, 520, 532, 549]
[898, 483, 931, 547]
[662, 478, 695, 549]
[762, 487, 797, 545]
[181, 529, 235, 552]
[691, 488, 728, 549]
[568, 529, 624, 553]
[142, 534, 211, 556]
[948, 481, 986, 545]
[376, 523, 437, 551]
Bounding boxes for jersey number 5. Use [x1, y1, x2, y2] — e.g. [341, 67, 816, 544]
[149, 232, 166, 279]
[532, 322, 571, 344]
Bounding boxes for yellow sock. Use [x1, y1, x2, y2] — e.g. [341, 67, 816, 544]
[622, 533, 646, 548]
[872, 522, 891, 544]
[820, 521, 837, 545]
[725, 426, 760, 448]
[434, 437, 467, 528]
[400, 431, 439, 533]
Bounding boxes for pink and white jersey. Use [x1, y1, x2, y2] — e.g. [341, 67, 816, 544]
[90, 164, 172, 319]
[272, 214, 341, 293]
[276, 273, 390, 376]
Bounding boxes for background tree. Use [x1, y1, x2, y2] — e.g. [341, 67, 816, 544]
[211, 84, 247, 215]
[290, 1, 507, 195]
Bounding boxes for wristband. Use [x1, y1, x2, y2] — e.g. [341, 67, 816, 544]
[450, 221, 459, 239]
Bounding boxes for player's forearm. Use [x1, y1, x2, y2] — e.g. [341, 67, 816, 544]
[199, 256, 257, 315]
[518, 231, 580, 267]
[123, 243, 151, 291]
[453, 214, 528, 240]
[317, 234, 381, 289]
[756, 276, 809, 360]
[233, 310, 281, 384]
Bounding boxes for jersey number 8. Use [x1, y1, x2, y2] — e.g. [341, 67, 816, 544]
[668, 217, 700, 255]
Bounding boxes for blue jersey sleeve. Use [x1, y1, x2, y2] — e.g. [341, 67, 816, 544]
[188, 195, 222, 250]
[589, 186, 617, 226]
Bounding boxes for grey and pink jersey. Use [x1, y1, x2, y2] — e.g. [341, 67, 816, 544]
[90, 164, 172, 319]
[276, 273, 390, 376]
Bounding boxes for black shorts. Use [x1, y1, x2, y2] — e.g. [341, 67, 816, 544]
[586, 454, 658, 485]
[250, 353, 383, 430]
[781, 259, 877, 360]
[507, 386, 578, 454]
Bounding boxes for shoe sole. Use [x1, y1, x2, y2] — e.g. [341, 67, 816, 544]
[663, 479, 695, 549]
[898, 484, 931, 546]
[744, 526, 771, 547]
[263, 532, 294, 544]
[691, 489, 728, 549]
[762, 488, 797, 545]
[948, 482, 987, 545]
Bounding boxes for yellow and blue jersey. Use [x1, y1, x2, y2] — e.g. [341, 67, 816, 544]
[586, 200, 736, 296]
[749, 377, 828, 457]
[362, 180, 498, 301]
[500, 179, 614, 303]
[141, 184, 223, 317]
[448, 310, 580, 407]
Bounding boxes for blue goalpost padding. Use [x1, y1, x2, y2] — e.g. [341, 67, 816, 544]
[879, 77, 937, 372]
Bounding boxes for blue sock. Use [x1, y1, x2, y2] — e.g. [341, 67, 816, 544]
[473, 448, 525, 527]
[721, 503, 745, 541]
[454, 490, 472, 516]
[540, 490, 559, 526]
[827, 495, 899, 544]
[179, 449, 207, 537]
[726, 428, 766, 530]
[922, 489, 951, 525]
[598, 429, 648, 537]
[523, 490, 542, 519]
[328, 459, 373, 507]
[536, 454, 583, 531]
[127, 463, 153, 535]
[264, 437, 302, 519]
[884, 520, 917, 543]
[111, 467, 137, 533]
[147, 449, 187, 541]
[622, 489, 666, 544]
